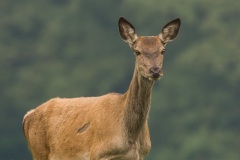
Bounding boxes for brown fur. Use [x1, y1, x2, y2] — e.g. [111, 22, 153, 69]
[23, 17, 180, 160]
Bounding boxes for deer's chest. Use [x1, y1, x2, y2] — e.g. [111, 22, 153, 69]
[93, 133, 151, 160]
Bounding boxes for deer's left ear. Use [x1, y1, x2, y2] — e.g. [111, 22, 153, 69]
[118, 17, 138, 46]
[159, 18, 181, 44]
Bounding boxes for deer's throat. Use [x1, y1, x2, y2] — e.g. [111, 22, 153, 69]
[124, 67, 154, 138]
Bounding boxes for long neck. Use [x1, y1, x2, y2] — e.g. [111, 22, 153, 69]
[123, 63, 154, 139]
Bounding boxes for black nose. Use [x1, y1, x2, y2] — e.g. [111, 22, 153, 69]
[149, 67, 161, 78]
[149, 67, 160, 74]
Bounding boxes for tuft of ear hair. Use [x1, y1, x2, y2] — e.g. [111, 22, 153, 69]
[118, 17, 138, 46]
[159, 18, 181, 44]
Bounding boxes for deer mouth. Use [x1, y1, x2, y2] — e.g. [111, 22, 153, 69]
[148, 71, 163, 81]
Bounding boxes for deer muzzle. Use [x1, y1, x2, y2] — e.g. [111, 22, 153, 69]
[149, 67, 163, 80]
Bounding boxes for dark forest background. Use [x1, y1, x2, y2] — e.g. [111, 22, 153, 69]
[0, 0, 240, 159]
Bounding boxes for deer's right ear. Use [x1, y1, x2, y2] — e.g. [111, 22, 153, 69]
[159, 18, 181, 44]
[118, 17, 138, 46]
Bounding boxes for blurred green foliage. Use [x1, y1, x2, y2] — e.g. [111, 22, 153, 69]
[0, 0, 239, 159]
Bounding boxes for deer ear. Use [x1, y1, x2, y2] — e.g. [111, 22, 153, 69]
[159, 18, 181, 44]
[118, 17, 138, 46]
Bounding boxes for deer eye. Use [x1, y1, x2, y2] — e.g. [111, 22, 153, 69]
[134, 50, 141, 56]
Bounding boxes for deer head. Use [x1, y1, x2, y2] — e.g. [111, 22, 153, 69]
[118, 17, 181, 81]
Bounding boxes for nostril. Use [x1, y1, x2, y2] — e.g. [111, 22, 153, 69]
[149, 67, 160, 74]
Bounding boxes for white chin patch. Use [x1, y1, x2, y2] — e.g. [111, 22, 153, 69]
[148, 77, 161, 81]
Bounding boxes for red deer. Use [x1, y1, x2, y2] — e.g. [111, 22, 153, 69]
[23, 17, 181, 160]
